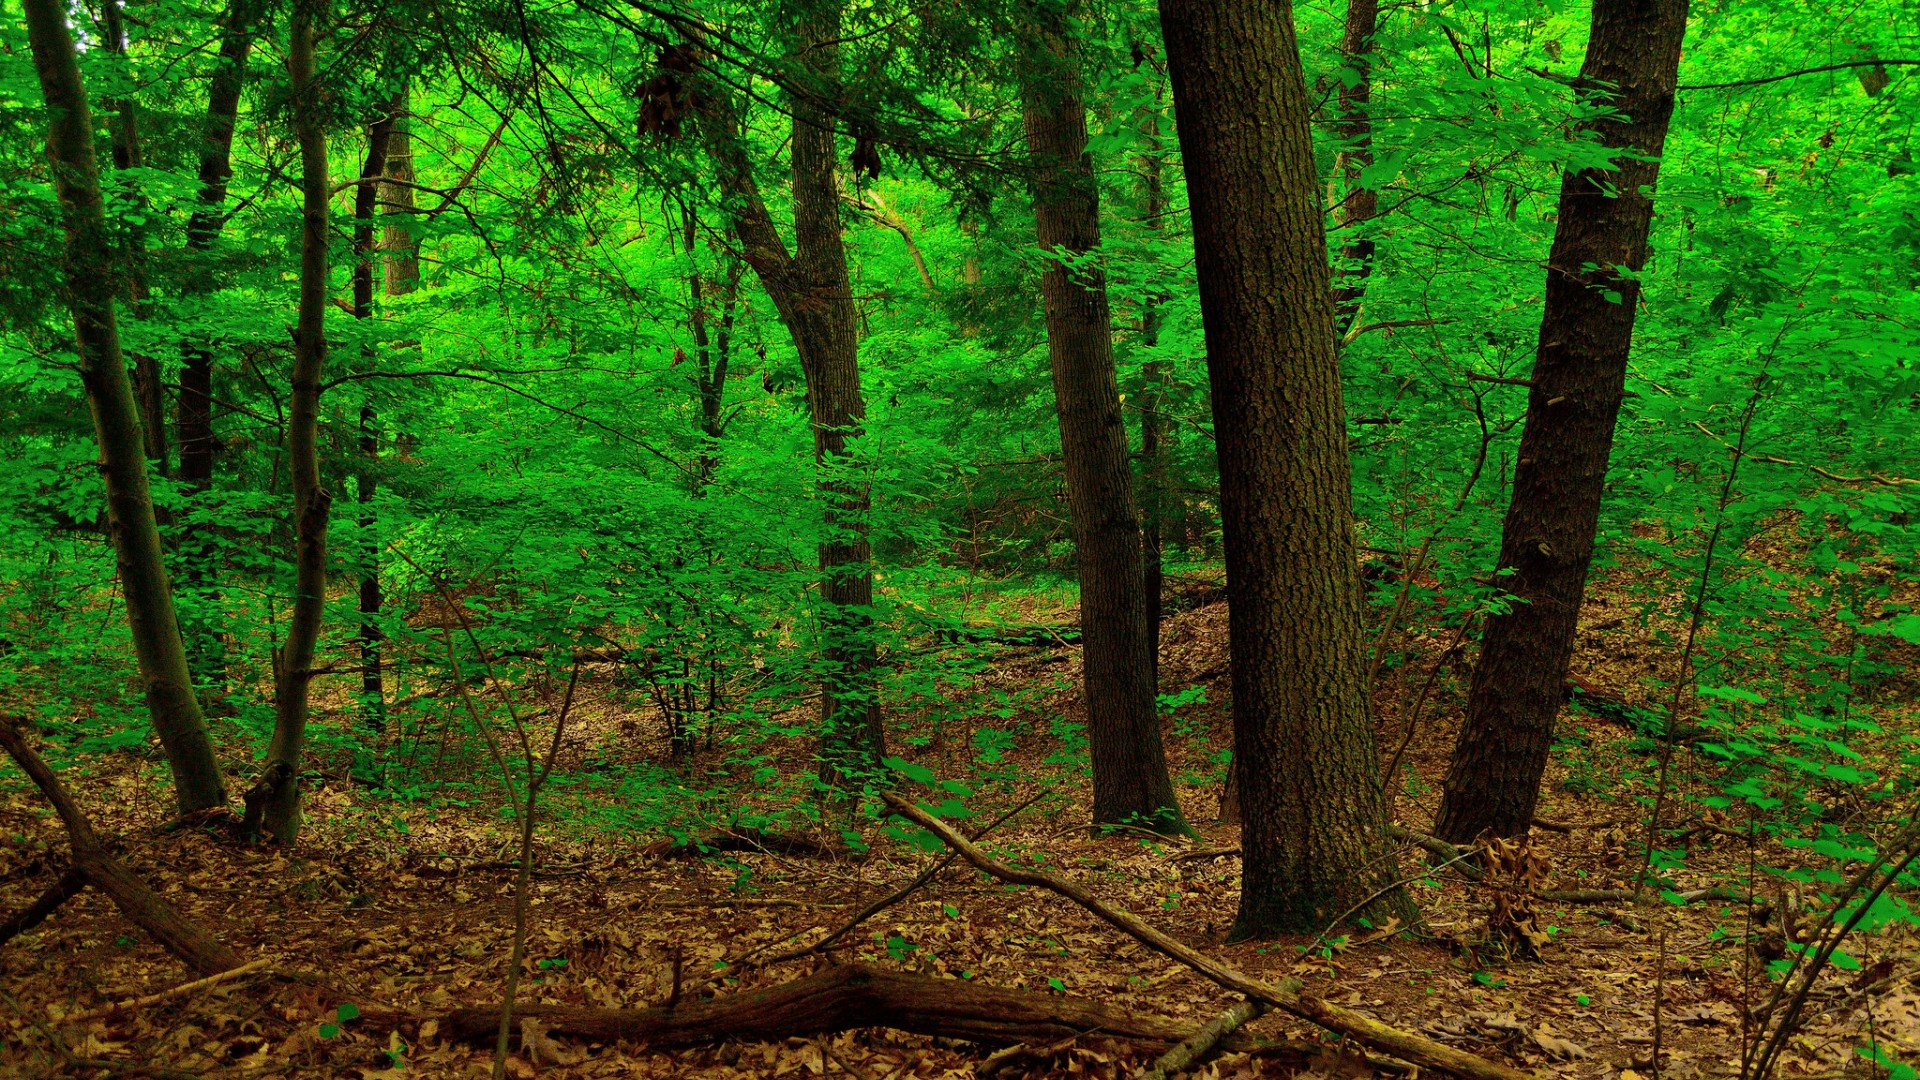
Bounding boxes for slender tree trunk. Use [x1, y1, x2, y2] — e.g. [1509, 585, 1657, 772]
[1134, 77, 1171, 690]
[253, 0, 333, 842]
[694, 13, 886, 792]
[1432, 0, 1690, 845]
[100, 0, 170, 477]
[22, 0, 226, 815]
[1329, 0, 1380, 338]
[352, 99, 400, 735]
[1021, 19, 1186, 834]
[381, 91, 420, 296]
[177, 0, 263, 691]
[1158, 0, 1410, 936]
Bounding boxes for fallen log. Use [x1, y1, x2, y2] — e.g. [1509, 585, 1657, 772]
[1143, 999, 1266, 1080]
[0, 717, 244, 976]
[444, 962, 1198, 1048]
[883, 793, 1535, 1080]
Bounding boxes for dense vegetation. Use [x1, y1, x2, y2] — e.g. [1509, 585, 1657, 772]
[1, 0, 1917, 1076]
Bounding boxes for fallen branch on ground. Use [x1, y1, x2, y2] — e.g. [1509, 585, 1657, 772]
[442, 962, 1194, 1048]
[0, 718, 245, 976]
[64, 958, 275, 1023]
[883, 793, 1535, 1080]
[1143, 1000, 1266, 1080]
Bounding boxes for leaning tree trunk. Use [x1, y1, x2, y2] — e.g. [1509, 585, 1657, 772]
[252, 0, 331, 843]
[1432, 0, 1689, 845]
[99, 0, 170, 477]
[177, 0, 264, 692]
[22, 0, 226, 815]
[1158, 0, 1411, 936]
[1329, 0, 1380, 338]
[1021, 18, 1186, 834]
[693, 11, 886, 793]
[350, 98, 399, 735]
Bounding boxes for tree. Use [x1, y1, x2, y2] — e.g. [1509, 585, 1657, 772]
[1432, 0, 1691, 845]
[1157, 0, 1411, 935]
[352, 98, 401, 735]
[1020, 12, 1187, 834]
[21, 0, 227, 815]
[251, 0, 336, 842]
[690, 11, 887, 791]
[1329, 0, 1380, 337]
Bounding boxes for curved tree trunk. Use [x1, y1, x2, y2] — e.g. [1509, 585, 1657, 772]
[1021, 16, 1186, 834]
[1158, 0, 1410, 936]
[253, 0, 333, 842]
[22, 0, 226, 816]
[1432, 0, 1689, 845]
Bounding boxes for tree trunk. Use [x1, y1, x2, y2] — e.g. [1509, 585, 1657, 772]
[352, 99, 399, 736]
[1157, 0, 1410, 936]
[1021, 18, 1186, 834]
[693, 13, 886, 792]
[381, 90, 420, 296]
[22, 0, 226, 816]
[177, 0, 264, 691]
[1134, 75, 1171, 689]
[1432, 0, 1689, 845]
[1329, 0, 1380, 338]
[99, 0, 170, 478]
[254, 0, 333, 843]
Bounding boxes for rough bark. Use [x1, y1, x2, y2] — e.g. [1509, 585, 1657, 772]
[177, 0, 264, 690]
[1021, 18, 1186, 834]
[1157, 0, 1410, 936]
[1433, 0, 1689, 845]
[1329, 0, 1380, 337]
[381, 89, 420, 296]
[693, 14, 886, 790]
[443, 962, 1191, 1048]
[23, 0, 227, 815]
[354, 100, 400, 735]
[0, 719, 243, 976]
[255, 0, 333, 843]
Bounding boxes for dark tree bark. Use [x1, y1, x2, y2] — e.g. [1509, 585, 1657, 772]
[1432, 0, 1689, 845]
[177, 0, 264, 690]
[1021, 18, 1186, 834]
[99, 0, 170, 477]
[694, 12, 886, 791]
[684, 202, 742, 489]
[352, 99, 400, 736]
[22, 0, 226, 815]
[1158, 0, 1411, 936]
[252, 0, 333, 842]
[1329, 0, 1380, 338]
[1133, 72, 1171, 686]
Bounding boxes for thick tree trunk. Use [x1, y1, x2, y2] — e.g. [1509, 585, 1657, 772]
[352, 101, 399, 736]
[22, 0, 226, 815]
[1158, 0, 1410, 936]
[443, 963, 1194, 1048]
[1432, 0, 1689, 845]
[254, 1, 333, 843]
[177, 0, 263, 691]
[1021, 21, 1186, 834]
[694, 14, 886, 792]
[1329, 0, 1380, 338]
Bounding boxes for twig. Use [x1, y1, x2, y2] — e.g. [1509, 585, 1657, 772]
[64, 958, 274, 1023]
[882, 793, 1536, 1080]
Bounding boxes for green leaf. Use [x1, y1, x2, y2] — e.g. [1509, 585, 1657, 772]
[336, 1003, 360, 1022]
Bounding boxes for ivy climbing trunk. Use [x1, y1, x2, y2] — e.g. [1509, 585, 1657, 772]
[352, 99, 399, 735]
[177, 0, 263, 692]
[694, 12, 886, 793]
[1158, 0, 1411, 936]
[1329, 0, 1380, 337]
[1021, 19, 1186, 834]
[22, 0, 226, 815]
[252, 0, 332, 843]
[1432, 0, 1690, 845]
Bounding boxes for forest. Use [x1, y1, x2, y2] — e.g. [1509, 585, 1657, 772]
[0, 0, 1917, 1075]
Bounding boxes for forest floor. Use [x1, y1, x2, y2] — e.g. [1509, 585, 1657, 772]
[2, 575, 1915, 1079]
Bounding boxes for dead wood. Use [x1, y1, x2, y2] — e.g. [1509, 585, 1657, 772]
[66, 958, 275, 1022]
[0, 718, 245, 976]
[0, 866, 87, 946]
[442, 961, 1191, 1048]
[1143, 999, 1266, 1080]
[641, 828, 840, 860]
[883, 793, 1536, 1080]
